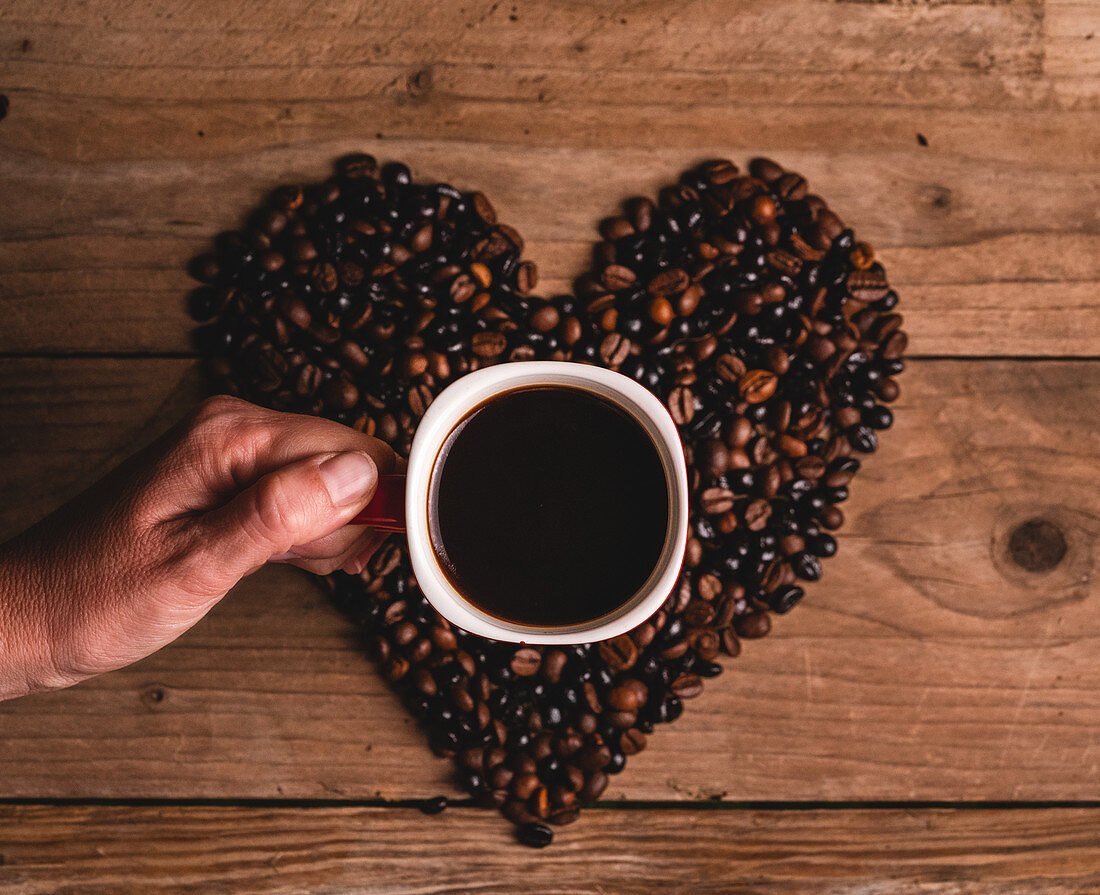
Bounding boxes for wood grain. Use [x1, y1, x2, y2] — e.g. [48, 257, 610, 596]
[1, 357, 1097, 801]
[1, 0, 1098, 355]
[3, 804, 1100, 894]
[1, 0, 1099, 885]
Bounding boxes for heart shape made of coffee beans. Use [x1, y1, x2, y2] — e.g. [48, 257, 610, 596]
[188, 154, 904, 847]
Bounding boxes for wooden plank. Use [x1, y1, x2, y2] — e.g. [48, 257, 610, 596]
[0, 0, 1071, 87]
[1, 0, 1094, 111]
[3, 805, 1100, 894]
[1, 357, 1098, 801]
[1, 0, 1098, 356]
[1, 148, 1097, 356]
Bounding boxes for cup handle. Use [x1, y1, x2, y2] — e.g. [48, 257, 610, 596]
[349, 473, 407, 532]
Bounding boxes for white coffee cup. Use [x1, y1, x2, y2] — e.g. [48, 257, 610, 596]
[352, 362, 689, 644]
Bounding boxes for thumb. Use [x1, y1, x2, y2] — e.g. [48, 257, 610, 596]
[196, 450, 378, 584]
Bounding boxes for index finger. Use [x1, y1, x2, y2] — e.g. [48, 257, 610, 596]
[154, 396, 400, 517]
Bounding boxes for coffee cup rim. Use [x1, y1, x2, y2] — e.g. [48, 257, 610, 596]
[404, 361, 689, 644]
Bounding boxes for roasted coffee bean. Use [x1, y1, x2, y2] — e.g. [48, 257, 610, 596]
[701, 159, 739, 184]
[678, 284, 703, 316]
[449, 273, 477, 304]
[715, 353, 746, 382]
[626, 196, 655, 231]
[780, 534, 806, 556]
[720, 629, 741, 656]
[734, 611, 770, 639]
[517, 822, 553, 849]
[383, 656, 410, 682]
[748, 157, 784, 182]
[691, 334, 719, 362]
[407, 383, 434, 417]
[647, 268, 689, 297]
[502, 797, 537, 826]
[660, 638, 689, 661]
[791, 552, 822, 581]
[293, 363, 323, 397]
[322, 375, 359, 410]
[419, 795, 448, 815]
[739, 369, 778, 404]
[696, 439, 729, 477]
[243, 345, 288, 392]
[487, 764, 515, 791]
[691, 629, 721, 663]
[601, 216, 635, 240]
[549, 785, 578, 811]
[775, 172, 808, 200]
[278, 294, 312, 329]
[391, 621, 418, 647]
[865, 405, 894, 430]
[528, 785, 551, 819]
[750, 195, 777, 224]
[695, 572, 722, 602]
[599, 332, 631, 367]
[848, 424, 878, 453]
[602, 264, 637, 290]
[648, 297, 675, 326]
[670, 673, 704, 699]
[369, 542, 402, 578]
[806, 532, 838, 557]
[471, 331, 507, 358]
[722, 418, 752, 451]
[683, 600, 715, 627]
[768, 585, 805, 614]
[336, 339, 370, 371]
[878, 378, 901, 402]
[539, 649, 568, 684]
[400, 351, 429, 378]
[608, 686, 640, 713]
[620, 729, 648, 755]
[469, 192, 497, 225]
[700, 596, 732, 637]
[848, 269, 890, 302]
[743, 498, 772, 531]
[607, 710, 638, 729]
[795, 456, 827, 480]
[515, 260, 538, 294]
[598, 635, 638, 672]
[667, 386, 696, 425]
[700, 487, 735, 514]
[766, 347, 791, 376]
[881, 330, 908, 359]
[577, 769, 609, 803]
[338, 152, 377, 179]
[529, 303, 560, 333]
[312, 262, 338, 293]
[510, 648, 542, 677]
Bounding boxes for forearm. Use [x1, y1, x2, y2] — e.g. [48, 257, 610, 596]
[0, 532, 70, 702]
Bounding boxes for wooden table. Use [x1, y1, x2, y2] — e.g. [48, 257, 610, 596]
[1, 0, 1098, 891]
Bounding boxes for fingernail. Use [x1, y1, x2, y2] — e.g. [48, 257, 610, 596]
[269, 551, 301, 562]
[318, 451, 376, 507]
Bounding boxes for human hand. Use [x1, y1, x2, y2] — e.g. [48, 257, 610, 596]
[0, 395, 397, 701]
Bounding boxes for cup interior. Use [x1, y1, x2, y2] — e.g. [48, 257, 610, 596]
[404, 362, 689, 644]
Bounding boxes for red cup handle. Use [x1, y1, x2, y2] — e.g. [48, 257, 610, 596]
[349, 473, 406, 532]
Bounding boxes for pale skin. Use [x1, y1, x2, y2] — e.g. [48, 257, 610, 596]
[0, 395, 398, 702]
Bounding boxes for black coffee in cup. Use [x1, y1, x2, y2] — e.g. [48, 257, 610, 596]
[428, 386, 669, 627]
